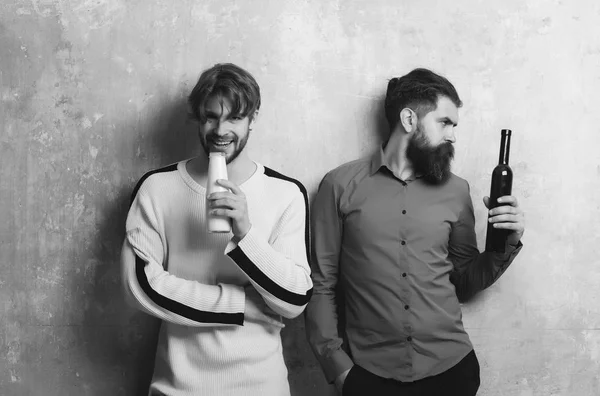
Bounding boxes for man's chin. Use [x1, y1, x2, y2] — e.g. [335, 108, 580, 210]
[423, 168, 452, 185]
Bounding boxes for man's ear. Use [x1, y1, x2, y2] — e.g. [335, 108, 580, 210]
[399, 108, 417, 133]
[249, 110, 259, 129]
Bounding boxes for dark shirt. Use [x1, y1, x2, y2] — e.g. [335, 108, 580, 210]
[305, 147, 522, 383]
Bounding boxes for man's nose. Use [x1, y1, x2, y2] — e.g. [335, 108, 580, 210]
[445, 129, 456, 143]
[214, 121, 227, 136]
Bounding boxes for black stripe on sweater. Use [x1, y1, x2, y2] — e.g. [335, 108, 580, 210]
[129, 163, 179, 206]
[130, 163, 244, 325]
[228, 247, 312, 306]
[135, 256, 244, 325]
[264, 166, 311, 260]
[227, 167, 313, 306]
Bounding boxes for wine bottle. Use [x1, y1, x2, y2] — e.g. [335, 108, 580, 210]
[485, 129, 513, 253]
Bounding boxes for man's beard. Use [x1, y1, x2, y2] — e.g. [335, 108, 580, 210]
[406, 127, 454, 185]
[200, 129, 250, 164]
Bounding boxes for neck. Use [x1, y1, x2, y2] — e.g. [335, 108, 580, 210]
[383, 129, 417, 181]
[226, 152, 256, 185]
[187, 151, 257, 187]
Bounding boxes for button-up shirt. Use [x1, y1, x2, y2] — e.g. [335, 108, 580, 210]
[305, 147, 522, 383]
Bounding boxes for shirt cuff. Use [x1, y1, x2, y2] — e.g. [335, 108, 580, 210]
[502, 239, 523, 257]
[322, 348, 354, 384]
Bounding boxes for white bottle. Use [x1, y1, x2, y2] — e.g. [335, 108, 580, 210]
[206, 152, 232, 233]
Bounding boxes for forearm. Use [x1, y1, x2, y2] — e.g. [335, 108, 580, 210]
[305, 291, 353, 383]
[450, 240, 523, 302]
[227, 226, 313, 318]
[122, 238, 246, 327]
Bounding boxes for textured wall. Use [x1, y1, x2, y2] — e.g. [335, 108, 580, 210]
[1, 0, 599, 395]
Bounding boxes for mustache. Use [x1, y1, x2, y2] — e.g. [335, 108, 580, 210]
[205, 134, 237, 142]
[435, 142, 454, 158]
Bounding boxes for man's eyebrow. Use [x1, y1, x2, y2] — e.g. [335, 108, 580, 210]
[438, 116, 458, 127]
[204, 109, 220, 117]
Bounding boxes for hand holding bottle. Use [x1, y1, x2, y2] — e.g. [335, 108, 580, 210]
[207, 179, 252, 239]
[484, 195, 525, 247]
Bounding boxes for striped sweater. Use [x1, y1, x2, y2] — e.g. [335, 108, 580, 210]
[120, 160, 313, 396]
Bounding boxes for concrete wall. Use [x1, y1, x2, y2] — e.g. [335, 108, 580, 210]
[1, 1, 599, 395]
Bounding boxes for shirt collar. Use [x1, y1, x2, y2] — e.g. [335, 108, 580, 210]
[370, 144, 422, 182]
[370, 145, 388, 176]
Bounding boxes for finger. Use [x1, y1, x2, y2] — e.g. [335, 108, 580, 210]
[216, 179, 244, 195]
[209, 198, 238, 209]
[497, 195, 518, 207]
[261, 314, 285, 328]
[207, 191, 235, 201]
[491, 222, 524, 231]
[489, 206, 519, 216]
[488, 214, 520, 223]
[210, 208, 237, 218]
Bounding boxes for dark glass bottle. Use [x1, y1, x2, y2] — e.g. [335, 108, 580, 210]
[485, 129, 513, 253]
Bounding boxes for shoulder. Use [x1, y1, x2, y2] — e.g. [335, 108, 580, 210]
[130, 162, 180, 205]
[320, 157, 371, 191]
[261, 166, 308, 203]
[447, 172, 469, 189]
[446, 172, 472, 201]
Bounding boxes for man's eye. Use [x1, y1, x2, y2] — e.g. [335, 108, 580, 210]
[231, 116, 243, 121]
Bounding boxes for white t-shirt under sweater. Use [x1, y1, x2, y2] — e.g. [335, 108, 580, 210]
[121, 159, 313, 396]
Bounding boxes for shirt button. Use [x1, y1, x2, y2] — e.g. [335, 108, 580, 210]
[404, 305, 409, 310]
[401, 241, 406, 245]
[407, 336, 412, 342]
[402, 210, 406, 214]
[402, 273, 407, 277]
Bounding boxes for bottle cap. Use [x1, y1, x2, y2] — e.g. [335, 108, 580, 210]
[501, 129, 512, 136]
[209, 152, 226, 157]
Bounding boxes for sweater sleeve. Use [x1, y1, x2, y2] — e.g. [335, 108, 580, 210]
[225, 189, 313, 319]
[121, 185, 246, 327]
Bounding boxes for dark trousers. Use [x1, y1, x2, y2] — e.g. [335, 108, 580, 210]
[342, 350, 480, 396]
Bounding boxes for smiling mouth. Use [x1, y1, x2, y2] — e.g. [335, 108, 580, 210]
[209, 140, 234, 150]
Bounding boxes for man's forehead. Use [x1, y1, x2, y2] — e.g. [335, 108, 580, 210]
[433, 96, 459, 120]
[205, 95, 233, 114]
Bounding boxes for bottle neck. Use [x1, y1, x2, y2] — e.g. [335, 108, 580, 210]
[498, 131, 511, 165]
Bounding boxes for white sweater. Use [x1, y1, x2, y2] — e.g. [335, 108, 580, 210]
[120, 160, 313, 396]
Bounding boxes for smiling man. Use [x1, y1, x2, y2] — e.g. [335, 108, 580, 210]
[120, 63, 313, 396]
[305, 68, 525, 396]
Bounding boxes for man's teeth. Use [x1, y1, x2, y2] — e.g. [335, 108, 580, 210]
[213, 141, 232, 146]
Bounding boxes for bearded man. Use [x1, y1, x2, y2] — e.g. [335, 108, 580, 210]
[305, 68, 525, 396]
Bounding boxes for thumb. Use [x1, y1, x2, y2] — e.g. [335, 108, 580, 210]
[259, 311, 285, 328]
[265, 315, 285, 329]
[483, 196, 490, 209]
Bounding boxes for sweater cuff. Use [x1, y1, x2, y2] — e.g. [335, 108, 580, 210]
[224, 225, 257, 255]
[226, 283, 246, 317]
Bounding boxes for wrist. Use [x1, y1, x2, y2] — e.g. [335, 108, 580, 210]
[335, 368, 351, 387]
[235, 223, 251, 241]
